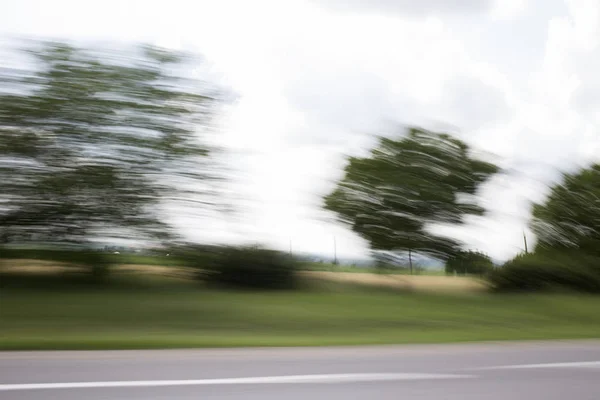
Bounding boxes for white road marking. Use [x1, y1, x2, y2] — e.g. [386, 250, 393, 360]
[479, 361, 600, 370]
[0, 373, 474, 391]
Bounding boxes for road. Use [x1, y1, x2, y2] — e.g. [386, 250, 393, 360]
[1, 341, 600, 399]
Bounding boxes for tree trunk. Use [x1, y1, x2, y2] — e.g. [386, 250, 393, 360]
[408, 248, 413, 275]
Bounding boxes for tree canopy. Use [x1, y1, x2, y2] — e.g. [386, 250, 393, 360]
[0, 41, 224, 246]
[532, 164, 600, 256]
[324, 127, 498, 260]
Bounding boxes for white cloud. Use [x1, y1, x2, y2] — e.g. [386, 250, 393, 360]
[312, 0, 494, 16]
[490, 0, 530, 20]
[2, 0, 600, 261]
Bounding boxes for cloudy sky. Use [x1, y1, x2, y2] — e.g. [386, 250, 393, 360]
[2, 0, 600, 261]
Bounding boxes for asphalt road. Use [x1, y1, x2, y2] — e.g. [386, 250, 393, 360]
[1, 341, 600, 399]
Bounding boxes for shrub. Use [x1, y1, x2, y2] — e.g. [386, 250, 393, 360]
[171, 244, 223, 270]
[445, 250, 494, 276]
[205, 246, 298, 289]
[488, 251, 600, 293]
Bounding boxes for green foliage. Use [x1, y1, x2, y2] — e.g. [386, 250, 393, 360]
[324, 127, 498, 260]
[371, 250, 413, 273]
[489, 164, 600, 292]
[205, 246, 298, 289]
[0, 41, 224, 246]
[170, 243, 224, 273]
[488, 251, 600, 293]
[532, 164, 600, 256]
[445, 250, 494, 276]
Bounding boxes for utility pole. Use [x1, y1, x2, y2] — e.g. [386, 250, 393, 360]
[523, 231, 529, 254]
[289, 238, 292, 257]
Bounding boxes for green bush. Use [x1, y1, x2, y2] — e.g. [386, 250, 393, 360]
[170, 244, 223, 270]
[445, 250, 494, 276]
[205, 246, 298, 289]
[488, 251, 600, 293]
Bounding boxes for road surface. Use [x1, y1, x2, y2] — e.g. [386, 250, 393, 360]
[1, 341, 600, 399]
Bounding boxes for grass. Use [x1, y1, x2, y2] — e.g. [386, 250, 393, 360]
[301, 271, 487, 293]
[1, 271, 600, 350]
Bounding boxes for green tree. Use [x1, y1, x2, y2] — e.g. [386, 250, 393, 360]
[324, 127, 498, 264]
[445, 250, 493, 275]
[0, 41, 224, 248]
[488, 251, 600, 293]
[532, 164, 600, 256]
[487, 164, 600, 292]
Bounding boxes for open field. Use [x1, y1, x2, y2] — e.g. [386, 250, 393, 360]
[0, 260, 477, 293]
[0, 250, 449, 275]
[1, 266, 600, 350]
[0, 251, 188, 267]
[301, 271, 487, 293]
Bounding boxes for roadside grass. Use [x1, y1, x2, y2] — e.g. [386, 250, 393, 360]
[1, 270, 600, 350]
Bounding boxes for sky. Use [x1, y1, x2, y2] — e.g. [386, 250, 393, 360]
[2, 0, 600, 261]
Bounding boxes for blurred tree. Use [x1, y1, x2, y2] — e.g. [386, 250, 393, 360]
[324, 127, 498, 263]
[532, 164, 600, 256]
[445, 250, 493, 275]
[372, 250, 396, 269]
[0, 41, 225, 247]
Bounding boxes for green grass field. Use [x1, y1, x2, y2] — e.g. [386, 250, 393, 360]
[1, 272, 600, 350]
